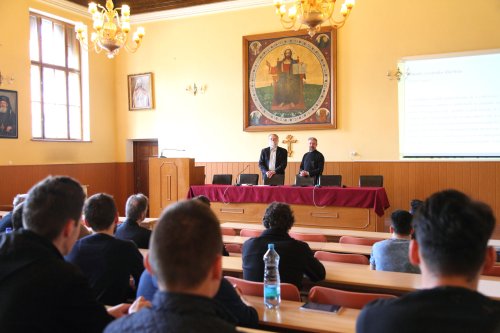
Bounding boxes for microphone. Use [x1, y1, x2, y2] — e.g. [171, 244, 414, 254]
[159, 148, 186, 158]
[234, 164, 250, 186]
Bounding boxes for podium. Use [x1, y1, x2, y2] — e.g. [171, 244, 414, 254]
[149, 158, 205, 217]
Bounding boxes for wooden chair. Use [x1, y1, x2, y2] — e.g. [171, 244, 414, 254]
[294, 175, 315, 187]
[224, 243, 242, 254]
[225, 276, 301, 301]
[238, 173, 259, 185]
[359, 175, 383, 187]
[221, 227, 237, 236]
[240, 228, 262, 237]
[319, 175, 342, 187]
[308, 286, 397, 309]
[339, 235, 384, 246]
[289, 232, 327, 242]
[314, 251, 369, 265]
[212, 174, 233, 185]
[263, 174, 284, 186]
[482, 265, 500, 277]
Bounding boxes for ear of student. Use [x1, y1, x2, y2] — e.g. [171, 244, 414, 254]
[409, 239, 421, 266]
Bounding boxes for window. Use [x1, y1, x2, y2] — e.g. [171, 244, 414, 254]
[30, 12, 86, 140]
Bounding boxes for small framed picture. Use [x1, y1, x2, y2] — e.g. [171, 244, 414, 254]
[128, 72, 154, 110]
[0, 89, 18, 139]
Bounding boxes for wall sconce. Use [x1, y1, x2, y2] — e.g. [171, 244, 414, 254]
[186, 83, 207, 96]
[0, 71, 14, 86]
[387, 67, 403, 81]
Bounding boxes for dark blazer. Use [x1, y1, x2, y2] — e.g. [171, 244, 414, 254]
[242, 228, 325, 289]
[115, 218, 152, 249]
[258, 146, 288, 177]
[0, 230, 113, 333]
[65, 233, 144, 305]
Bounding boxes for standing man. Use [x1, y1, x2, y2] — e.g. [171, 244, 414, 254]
[299, 137, 324, 185]
[356, 190, 500, 333]
[104, 200, 238, 333]
[258, 133, 288, 182]
[115, 193, 152, 249]
[0, 176, 139, 333]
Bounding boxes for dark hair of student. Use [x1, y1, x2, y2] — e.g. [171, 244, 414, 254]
[149, 200, 222, 290]
[11, 202, 24, 231]
[83, 193, 117, 231]
[410, 199, 424, 215]
[125, 193, 148, 221]
[413, 189, 495, 279]
[193, 195, 211, 207]
[390, 210, 413, 236]
[262, 202, 295, 232]
[23, 176, 86, 241]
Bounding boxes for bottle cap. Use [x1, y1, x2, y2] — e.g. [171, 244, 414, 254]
[268, 243, 274, 249]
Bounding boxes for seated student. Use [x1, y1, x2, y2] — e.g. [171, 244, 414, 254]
[370, 209, 420, 274]
[409, 199, 423, 215]
[0, 193, 26, 232]
[0, 176, 144, 332]
[66, 193, 144, 305]
[104, 200, 238, 333]
[357, 190, 500, 333]
[137, 270, 258, 328]
[115, 194, 152, 249]
[242, 202, 325, 289]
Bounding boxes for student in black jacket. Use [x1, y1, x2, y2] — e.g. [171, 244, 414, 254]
[115, 193, 152, 249]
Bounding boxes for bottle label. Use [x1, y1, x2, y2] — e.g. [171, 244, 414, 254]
[264, 285, 280, 298]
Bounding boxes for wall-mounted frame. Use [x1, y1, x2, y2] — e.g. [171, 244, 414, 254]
[128, 72, 154, 110]
[0, 89, 18, 139]
[243, 28, 336, 131]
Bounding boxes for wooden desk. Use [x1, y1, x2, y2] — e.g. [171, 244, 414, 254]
[245, 295, 358, 333]
[222, 257, 500, 300]
[223, 235, 372, 256]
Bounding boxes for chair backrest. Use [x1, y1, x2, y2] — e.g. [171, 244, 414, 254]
[221, 227, 237, 236]
[294, 175, 315, 187]
[264, 174, 285, 186]
[339, 235, 384, 246]
[224, 276, 301, 301]
[224, 243, 242, 254]
[482, 265, 500, 277]
[359, 175, 383, 187]
[240, 228, 262, 237]
[314, 251, 369, 265]
[319, 175, 342, 187]
[212, 174, 233, 185]
[290, 232, 327, 242]
[238, 173, 259, 185]
[308, 286, 397, 309]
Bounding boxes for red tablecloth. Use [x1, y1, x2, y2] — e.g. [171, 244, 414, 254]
[188, 185, 390, 216]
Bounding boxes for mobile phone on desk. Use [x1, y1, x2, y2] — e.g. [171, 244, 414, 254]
[300, 302, 342, 314]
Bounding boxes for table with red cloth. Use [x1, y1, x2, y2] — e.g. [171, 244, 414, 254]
[188, 185, 390, 232]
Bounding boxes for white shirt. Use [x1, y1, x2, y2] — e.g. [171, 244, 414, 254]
[269, 147, 277, 171]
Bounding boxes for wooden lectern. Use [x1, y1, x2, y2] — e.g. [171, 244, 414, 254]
[149, 158, 205, 217]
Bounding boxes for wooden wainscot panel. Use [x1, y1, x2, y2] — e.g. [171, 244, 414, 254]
[212, 202, 265, 224]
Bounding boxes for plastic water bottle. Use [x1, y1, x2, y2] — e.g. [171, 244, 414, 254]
[263, 243, 281, 309]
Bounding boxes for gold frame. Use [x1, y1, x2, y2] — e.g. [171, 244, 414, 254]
[128, 72, 154, 110]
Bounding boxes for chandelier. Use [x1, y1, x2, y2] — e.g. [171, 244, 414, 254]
[273, 0, 355, 37]
[75, 0, 145, 59]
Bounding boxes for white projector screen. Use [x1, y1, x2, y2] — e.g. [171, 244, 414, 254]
[399, 50, 500, 158]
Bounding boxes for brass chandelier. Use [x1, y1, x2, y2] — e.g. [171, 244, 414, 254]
[273, 0, 355, 37]
[75, 0, 145, 59]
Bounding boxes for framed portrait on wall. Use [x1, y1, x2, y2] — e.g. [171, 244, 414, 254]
[243, 28, 337, 131]
[128, 72, 154, 110]
[0, 89, 18, 139]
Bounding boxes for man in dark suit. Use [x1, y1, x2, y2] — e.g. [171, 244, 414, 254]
[0, 194, 26, 232]
[66, 193, 145, 305]
[0, 176, 140, 333]
[115, 193, 152, 249]
[299, 137, 324, 185]
[258, 133, 288, 182]
[242, 202, 325, 289]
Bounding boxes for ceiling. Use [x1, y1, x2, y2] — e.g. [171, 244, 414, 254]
[66, 0, 230, 14]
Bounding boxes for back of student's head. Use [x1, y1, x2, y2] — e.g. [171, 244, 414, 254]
[413, 189, 495, 279]
[193, 195, 211, 207]
[23, 176, 85, 241]
[125, 193, 148, 221]
[12, 202, 24, 231]
[390, 210, 413, 235]
[149, 200, 222, 290]
[84, 193, 117, 231]
[410, 199, 423, 215]
[262, 202, 295, 231]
